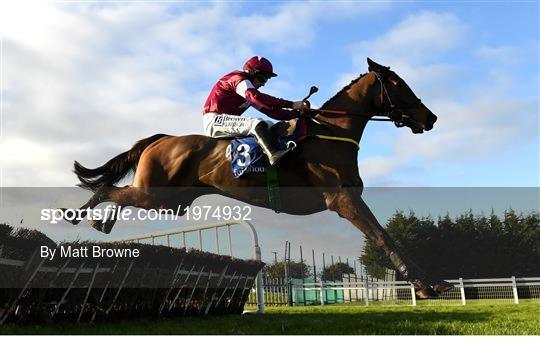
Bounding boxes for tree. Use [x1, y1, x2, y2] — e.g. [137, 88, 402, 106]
[359, 210, 540, 279]
[263, 261, 312, 279]
[321, 262, 355, 281]
[359, 211, 437, 279]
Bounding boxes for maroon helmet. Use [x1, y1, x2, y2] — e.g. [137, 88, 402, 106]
[243, 56, 277, 78]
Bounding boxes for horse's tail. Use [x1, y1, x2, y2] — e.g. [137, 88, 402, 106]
[74, 134, 169, 192]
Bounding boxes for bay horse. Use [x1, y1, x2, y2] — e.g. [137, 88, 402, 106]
[67, 58, 451, 297]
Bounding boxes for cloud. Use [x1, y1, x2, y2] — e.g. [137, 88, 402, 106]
[2, 2, 392, 187]
[342, 10, 538, 186]
[230, 2, 390, 51]
[349, 11, 467, 66]
[359, 90, 538, 186]
[474, 45, 521, 64]
[3, 3, 537, 190]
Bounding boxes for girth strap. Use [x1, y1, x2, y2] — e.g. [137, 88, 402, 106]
[266, 165, 281, 213]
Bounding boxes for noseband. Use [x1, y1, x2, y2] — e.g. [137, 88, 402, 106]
[373, 72, 423, 129]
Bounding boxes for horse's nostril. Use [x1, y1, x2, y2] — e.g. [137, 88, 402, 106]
[425, 114, 437, 131]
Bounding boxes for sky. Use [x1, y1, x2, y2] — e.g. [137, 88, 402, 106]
[1, 1, 539, 263]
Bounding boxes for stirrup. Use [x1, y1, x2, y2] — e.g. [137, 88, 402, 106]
[286, 141, 297, 150]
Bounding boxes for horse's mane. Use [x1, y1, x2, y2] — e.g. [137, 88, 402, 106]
[321, 73, 368, 109]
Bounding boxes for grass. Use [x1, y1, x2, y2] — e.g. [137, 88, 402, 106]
[1, 301, 539, 335]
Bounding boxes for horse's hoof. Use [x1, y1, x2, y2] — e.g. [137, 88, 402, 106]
[103, 222, 114, 234]
[58, 208, 80, 225]
[415, 287, 438, 299]
[89, 220, 105, 233]
[433, 280, 454, 294]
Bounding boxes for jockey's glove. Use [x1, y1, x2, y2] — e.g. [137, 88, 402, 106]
[292, 100, 310, 111]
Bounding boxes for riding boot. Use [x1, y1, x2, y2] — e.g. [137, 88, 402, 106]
[253, 122, 292, 166]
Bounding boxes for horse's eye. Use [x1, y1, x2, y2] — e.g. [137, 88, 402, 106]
[389, 78, 402, 87]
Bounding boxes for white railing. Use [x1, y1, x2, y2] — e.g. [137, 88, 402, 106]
[109, 221, 265, 314]
[291, 276, 540, 306]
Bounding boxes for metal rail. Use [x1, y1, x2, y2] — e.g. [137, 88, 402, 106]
[108, 221, 265, 314]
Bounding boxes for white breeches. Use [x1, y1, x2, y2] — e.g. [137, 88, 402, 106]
[202, 113, 273, 138]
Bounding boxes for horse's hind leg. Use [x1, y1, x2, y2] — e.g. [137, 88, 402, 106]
[90, 186, 168, 234]
[64, 186, 163, 234]
[324, 188, 453, 298]
[98, 187, 205, 233]
[66, 185, 198, 234]
[61, 186, 115, 225]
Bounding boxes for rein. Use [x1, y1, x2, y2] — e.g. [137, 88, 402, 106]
[304, 72, 396, 122]
[305, 72, 424, 129]
[303, 71, 416, 150]
[305, 107, 394, 122]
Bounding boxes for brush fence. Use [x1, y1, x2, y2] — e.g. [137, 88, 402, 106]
[0, 236, 263, 324]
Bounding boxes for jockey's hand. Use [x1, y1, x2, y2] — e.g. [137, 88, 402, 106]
[292, 100, 310, 112]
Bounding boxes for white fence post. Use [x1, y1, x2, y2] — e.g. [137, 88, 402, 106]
[319, 280, 325, 306]
[410, 283, 416, 306]
[459, 277, 466, 305]
[511, 276, 519, 304]
[363, 278, 369, 306]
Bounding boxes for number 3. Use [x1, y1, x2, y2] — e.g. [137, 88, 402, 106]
[236, 144, 251, 167]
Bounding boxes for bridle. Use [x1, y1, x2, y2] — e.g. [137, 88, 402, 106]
[374, 72, 424, 129]
[306, 72, 424, 129]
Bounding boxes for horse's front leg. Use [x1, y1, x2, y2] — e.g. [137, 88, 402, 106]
[324, 187, 447, 298]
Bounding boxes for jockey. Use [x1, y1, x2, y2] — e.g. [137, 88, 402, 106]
[203, 56, 309, 165]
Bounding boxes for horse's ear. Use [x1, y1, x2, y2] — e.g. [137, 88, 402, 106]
[367, 57, 390, 72]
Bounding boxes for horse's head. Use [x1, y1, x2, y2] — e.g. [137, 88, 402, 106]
[367, 58, 437, 134]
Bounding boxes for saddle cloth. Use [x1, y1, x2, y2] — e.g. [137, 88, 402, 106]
[230, 137, 266, 178]
[228, 118, 307, 178]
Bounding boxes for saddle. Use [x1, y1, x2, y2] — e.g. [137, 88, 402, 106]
[270, 117, 308, 144]
[226, 118, 308, 178]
